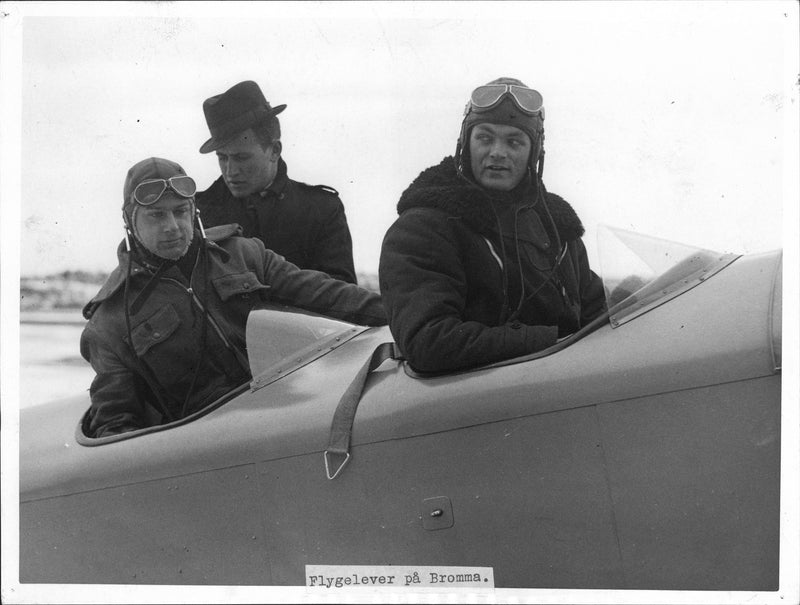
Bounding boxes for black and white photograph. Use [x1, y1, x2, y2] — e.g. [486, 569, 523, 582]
[2, 1, 798, 604]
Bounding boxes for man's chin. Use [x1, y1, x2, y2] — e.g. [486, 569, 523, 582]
[155, 242, 189, 261]
[478, 175, 514, 192]
[225, 182, 254, 198]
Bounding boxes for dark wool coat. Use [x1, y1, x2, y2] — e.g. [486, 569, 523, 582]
[196, 158, 357, 283]
[379, 157, 606, 373]
[81, 225, 386, 438]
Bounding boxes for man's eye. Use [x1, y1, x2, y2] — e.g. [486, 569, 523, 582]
[149, 211, 164, 219]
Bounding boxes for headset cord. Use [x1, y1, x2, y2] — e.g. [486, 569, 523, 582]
[180, 233, 210, 419]
[520, 182, 569, 305]
[507, 179, 571, 323]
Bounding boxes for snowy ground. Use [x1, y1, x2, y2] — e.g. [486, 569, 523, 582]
[19, 318, 93, 408]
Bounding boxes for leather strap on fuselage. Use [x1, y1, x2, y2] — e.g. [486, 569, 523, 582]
[324, 342, 403, 480]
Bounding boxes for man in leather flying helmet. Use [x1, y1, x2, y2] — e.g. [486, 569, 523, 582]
[379, 77, 606, 373]
[81, 157, 385, 438]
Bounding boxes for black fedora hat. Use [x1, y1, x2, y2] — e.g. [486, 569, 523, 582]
[199, 81, 286, 154]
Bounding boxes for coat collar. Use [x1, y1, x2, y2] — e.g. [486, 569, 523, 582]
[397, 156, 585, 241]
[82, 225, 241, 319]
[261, 157, 289, 198]
[203, 157, 290, 202]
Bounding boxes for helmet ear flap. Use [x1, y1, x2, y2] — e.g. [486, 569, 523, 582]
[122, 209, 132, 232]
[455, 117, 469, 176]
[122, 214, 133, 252]
[532, 129, 545, 179]
[122, 207, 138, 250]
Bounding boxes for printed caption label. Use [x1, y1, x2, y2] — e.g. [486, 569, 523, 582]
[306, 565, 494, 588]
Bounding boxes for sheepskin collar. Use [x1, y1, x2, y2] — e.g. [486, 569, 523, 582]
[397, 156, 585, 240]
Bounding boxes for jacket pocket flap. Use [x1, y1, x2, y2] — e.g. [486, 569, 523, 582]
[212, 271, 270, 302]
[130, 304, 181, 357]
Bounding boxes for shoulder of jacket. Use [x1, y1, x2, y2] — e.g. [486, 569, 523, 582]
[294, 180, 340, 197]
[82, 267, 127, 320]
[389, 205, 466, 240]
[397, 205, 453, 222]
[204, 223, 243, 242]
[541, 190, 585, 240]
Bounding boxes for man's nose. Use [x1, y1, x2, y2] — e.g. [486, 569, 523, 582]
[489, 142, 507, 158]
[223, 160, 239, 177]
[163, 212, 180, 231]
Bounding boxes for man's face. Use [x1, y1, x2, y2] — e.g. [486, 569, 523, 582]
[215, 128, 280, 198]
[134, 194, 194, 260]
[469, 123, 531, 191]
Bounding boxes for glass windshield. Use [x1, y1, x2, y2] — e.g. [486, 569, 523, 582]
[245, 305, 368, 391]
[596, 225, 739, 327]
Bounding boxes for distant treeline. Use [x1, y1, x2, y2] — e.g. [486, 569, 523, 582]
[24, 269, 109, 285]
[21, 270, 380, 311]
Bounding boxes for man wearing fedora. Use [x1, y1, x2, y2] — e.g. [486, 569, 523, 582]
[196, 80, 358, 283]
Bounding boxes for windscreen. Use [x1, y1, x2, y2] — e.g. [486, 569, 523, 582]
[596, 225, 739, 327]
[245, 305, 367, 388]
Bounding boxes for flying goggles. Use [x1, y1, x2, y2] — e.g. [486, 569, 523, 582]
[467, 84, 545, 118]
[132, 176, 197, 206]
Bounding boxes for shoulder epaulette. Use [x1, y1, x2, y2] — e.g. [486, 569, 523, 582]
[298, 182, 339, 196]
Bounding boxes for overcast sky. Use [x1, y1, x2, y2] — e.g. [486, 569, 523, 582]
[2, 1, 797, 281]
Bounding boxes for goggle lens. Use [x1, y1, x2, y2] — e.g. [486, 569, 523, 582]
[133, 176, 197, 206]
[470, 84, 544, 116]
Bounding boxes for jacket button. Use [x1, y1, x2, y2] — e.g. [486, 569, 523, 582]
[544, 242, 550, 248]
[153, 332, 161, 339]
[243, 283, 250, 289]
[510, 322, 521, 329]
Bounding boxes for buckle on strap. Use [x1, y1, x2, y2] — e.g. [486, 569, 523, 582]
[324, 450, 351, 480]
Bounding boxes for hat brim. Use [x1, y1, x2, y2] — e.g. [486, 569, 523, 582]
[199, 104, 286, 154]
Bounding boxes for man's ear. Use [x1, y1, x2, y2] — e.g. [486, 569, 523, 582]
[270, 140, 282, 160]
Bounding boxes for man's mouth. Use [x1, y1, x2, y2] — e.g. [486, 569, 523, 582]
[485, 165, 510, 173]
